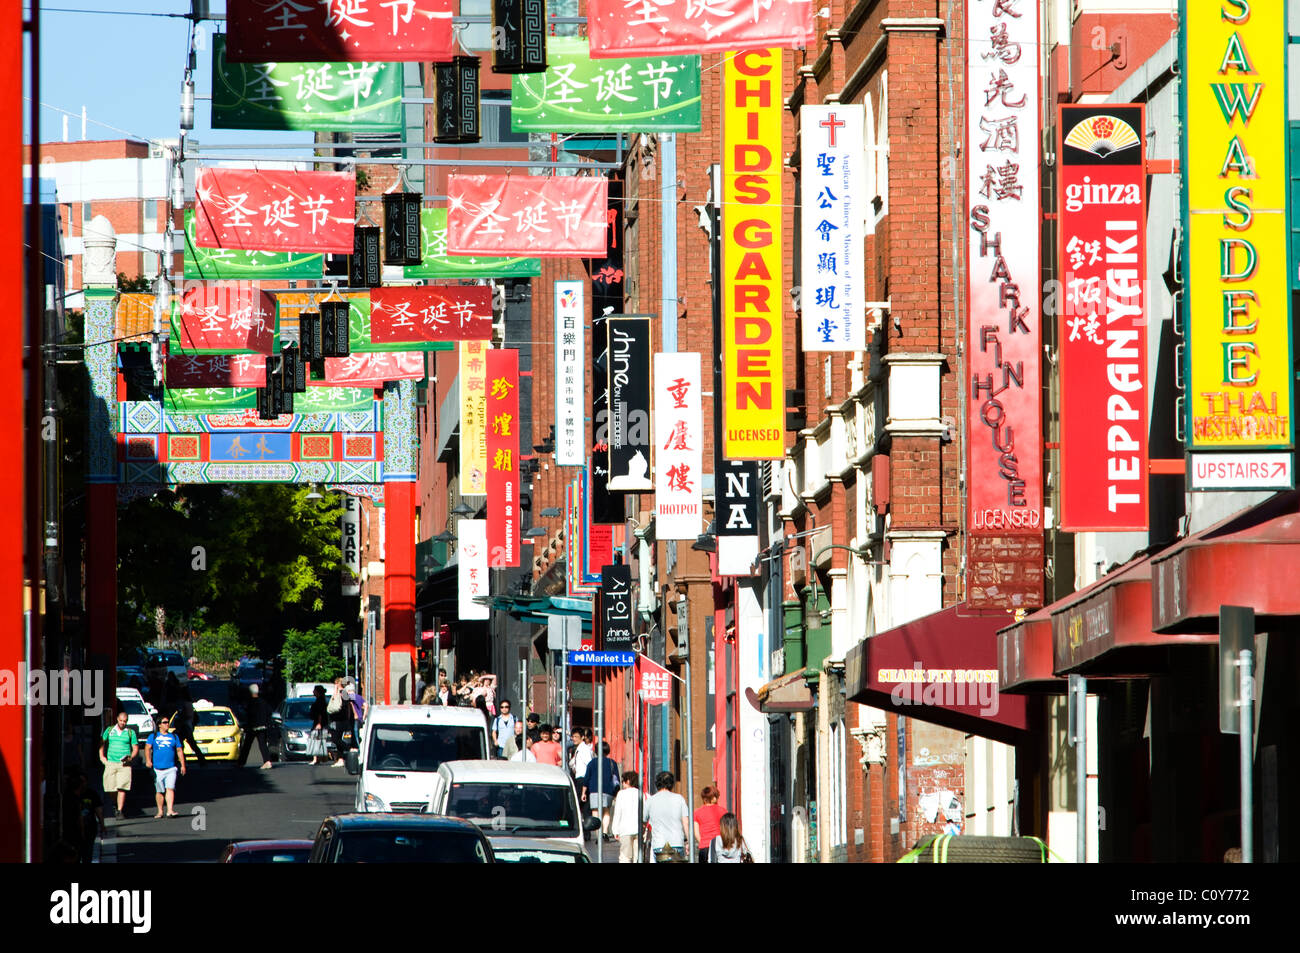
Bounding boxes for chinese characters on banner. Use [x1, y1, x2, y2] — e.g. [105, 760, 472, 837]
[485, 349, 520, 568]
[458, 519, 490, 620]
[638, 655, 672, 705]
[722, 49, 784, 460]
[459, 341, 489, 495]
[369, 286, 493, 344]
[606, 316, 652, 491]
[183, 210, 323, 281]
[653, 352, 702, 539]
[800, 104, 866, 351]
[166, 352, 268, 388]
[965, 0, 1043, 609]
[554, 281, 586, 466]
[1183, 2, 1293, 467]
[323, 351, 424, 385]
[510, 36, 701, 133]
[212, 35, 403, 133]
[195, 167, 356, 254]
[446, 174, 609, 258]
[600, 563, 633, 650]
[225, 0, 455, 63]
[402, 208, 541, 280]
[1058, 105, 1148, 530]
[586, 0, 814, 58]
[172, 283, 277, 354]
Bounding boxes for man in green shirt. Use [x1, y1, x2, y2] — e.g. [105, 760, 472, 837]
[99, 710, 139, 819]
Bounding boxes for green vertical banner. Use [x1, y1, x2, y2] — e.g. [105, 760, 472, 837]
[183, 210, 324, 281]
[510, 36, 701, 133]
[402, 208, 542, 280]
[212, 35, 405, 133]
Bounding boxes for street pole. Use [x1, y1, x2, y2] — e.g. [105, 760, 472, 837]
[681, 595, 695, 863]
[1240, 648, 1254, 863]
[561, 647, 568, 777]
[596, 680, 604, 863]
[1068, 674, 1087, 863]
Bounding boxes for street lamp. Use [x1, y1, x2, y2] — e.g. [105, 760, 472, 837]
[540, 507, 561, 518]
[452, 500, 477, 518]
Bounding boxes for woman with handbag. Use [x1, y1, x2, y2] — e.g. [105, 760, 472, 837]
[308, 685, 331, 766]
[709, 813, 753, 863]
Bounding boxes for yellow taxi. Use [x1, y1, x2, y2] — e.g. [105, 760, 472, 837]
[186, 700, 243, 761]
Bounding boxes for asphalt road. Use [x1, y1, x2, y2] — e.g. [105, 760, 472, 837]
[100, 758, 626, 863]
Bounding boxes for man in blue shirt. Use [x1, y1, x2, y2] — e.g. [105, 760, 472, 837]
[145, 716, 187, 818]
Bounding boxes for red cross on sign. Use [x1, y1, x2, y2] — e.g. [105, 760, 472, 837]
[819, 111, 845, 146]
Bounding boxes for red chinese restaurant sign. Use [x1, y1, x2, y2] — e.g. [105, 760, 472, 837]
[226, 0, 455, 63]
[485, 348, 520, 568]
[586, 0, 814, 58]
[195, 167, 356, 254]
[446, 175, 609, 258]
[174, 283, 276, 354]
[369, 286, 493, 344]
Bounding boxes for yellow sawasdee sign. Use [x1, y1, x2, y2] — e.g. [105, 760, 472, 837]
[459, 340, 489, 495]
[722, 48, 784, 460]
[1186, 1, 1292, 448]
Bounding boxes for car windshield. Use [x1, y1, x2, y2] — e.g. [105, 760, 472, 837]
[229, 848, 310, 863]
[151, 654, 182, 664]
[196, 710, 235, 728]
[118, 699, 147, 715]
[236, 666, 263, 677]
[284, 701, 314, 720]
[336, 830, 489, 863]
[189, 683, 232, 706]
[448, 783, 578, 834]
[493, 848, 587, 863]
[366, 725, 485, 772]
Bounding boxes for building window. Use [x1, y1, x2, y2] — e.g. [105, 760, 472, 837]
[82, 202, 92, 226]
[144, 199, 159, 232]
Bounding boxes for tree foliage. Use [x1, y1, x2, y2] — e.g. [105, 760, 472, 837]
[282, 622, 345, 683]
[116, 272, 152, 293]
[193, 622, 253, 666]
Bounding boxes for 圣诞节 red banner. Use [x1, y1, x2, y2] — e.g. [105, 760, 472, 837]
[369, 286, 493, 344]
[485, 348, 520, 568]
[173, 282, 277, 354]
[225, 0, 455, 63]
[166, 352, 268, 388]
[446, 175, 609, 258]
[586, 0, 814, 58]
[195, 167, 356, 254]
[323, 352, 425, 385]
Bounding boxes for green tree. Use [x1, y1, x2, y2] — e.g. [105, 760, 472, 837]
[194, 622, 253, 666]
[116, 272, 152, 293]
[282, 622, 345, 683]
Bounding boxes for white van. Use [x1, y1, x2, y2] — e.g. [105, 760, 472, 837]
[347, 705, 489, 813]
[430, 760, 592, 853]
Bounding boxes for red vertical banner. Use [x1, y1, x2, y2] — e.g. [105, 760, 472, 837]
[1057, 105, 1148, 530]
[486, 349, 520, 567]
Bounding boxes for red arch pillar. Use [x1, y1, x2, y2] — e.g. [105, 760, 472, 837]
[381, 481, 416, 703]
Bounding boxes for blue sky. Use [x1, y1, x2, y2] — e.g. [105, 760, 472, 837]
[34, 2, 309, 148]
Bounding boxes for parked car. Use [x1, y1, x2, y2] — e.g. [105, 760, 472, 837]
[347, 705, 489, 813]
[114, 689, 154, 739]
[308, 814, 494, 863]
[187, 669, 213, 681]
[183, 700, 243, 761]
[231, 660, 265, 690]
[431, 760, 592, 854]
[488, 837, 590, 864]
[116, 666, 147, 693]
[218, 840, 314, 863]
[145, 649, 188, 683]
[272, 695, 339, 762]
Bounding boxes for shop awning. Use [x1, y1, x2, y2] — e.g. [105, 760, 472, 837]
[487, 594, 593, 633]
[997, 606, 1060, 693]
[845, 604, 1026, 745]
[1151, 490, 1300, 633]
[756, 668, 815, 713]
[1050, 553, 1215, 677]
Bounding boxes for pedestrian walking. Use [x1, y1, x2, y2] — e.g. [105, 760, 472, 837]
[144, 716, 187, 818]
[581, 741, 620, 840]
[347, 676, 366, 733]
[308, 684, 330, 765]
[99, 709, 138, 819]
[332, 680, 355, 766]
[612, 771, 642, 863]
[491, 699, 519, 759]
[327, 677, 348, 761]
[531, 724, 562, 766]
[170, 687, 205, 765]
[510, 735, 537, 762]
[646, 771, 690, 863]
[708, 812, 753, 863]
[694, 785, 726, 863]
[238, 683, 274, 769]
[525, 712, 541, 744]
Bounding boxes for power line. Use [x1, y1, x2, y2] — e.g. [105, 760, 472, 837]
[34, 6, 191, 18]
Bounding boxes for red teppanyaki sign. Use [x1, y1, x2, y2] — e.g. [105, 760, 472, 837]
[1057, 105, 1148, 531]
[369, 286, 493, 344]
[194, 167, 356, 254]
[586, 0, 814, 58]
[324, 352, 424, 385]
[225, 0, 455, 62]
[175, 283, 276, 353]
[485, 349, 520, 568]
[446, 175, 609, 258]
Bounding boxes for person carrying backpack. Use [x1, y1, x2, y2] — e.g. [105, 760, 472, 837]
[492, 700, 519, 759]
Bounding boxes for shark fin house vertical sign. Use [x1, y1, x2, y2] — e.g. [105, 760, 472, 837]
[965, 0, 1043, 609]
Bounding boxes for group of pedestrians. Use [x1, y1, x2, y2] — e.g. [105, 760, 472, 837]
[612, 771, 751, 863]
[308, 677, 365, 766]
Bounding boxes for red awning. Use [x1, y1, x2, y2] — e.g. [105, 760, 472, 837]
[845, 604, 1027, 745]
[1050, 553, 1215, 676]
[997, 606, 1060, 693]
[1152, 490, 1300, 633]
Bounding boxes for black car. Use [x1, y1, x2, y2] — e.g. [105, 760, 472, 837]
[308, 814, 495, 863]
[272, 695, 339, 762]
